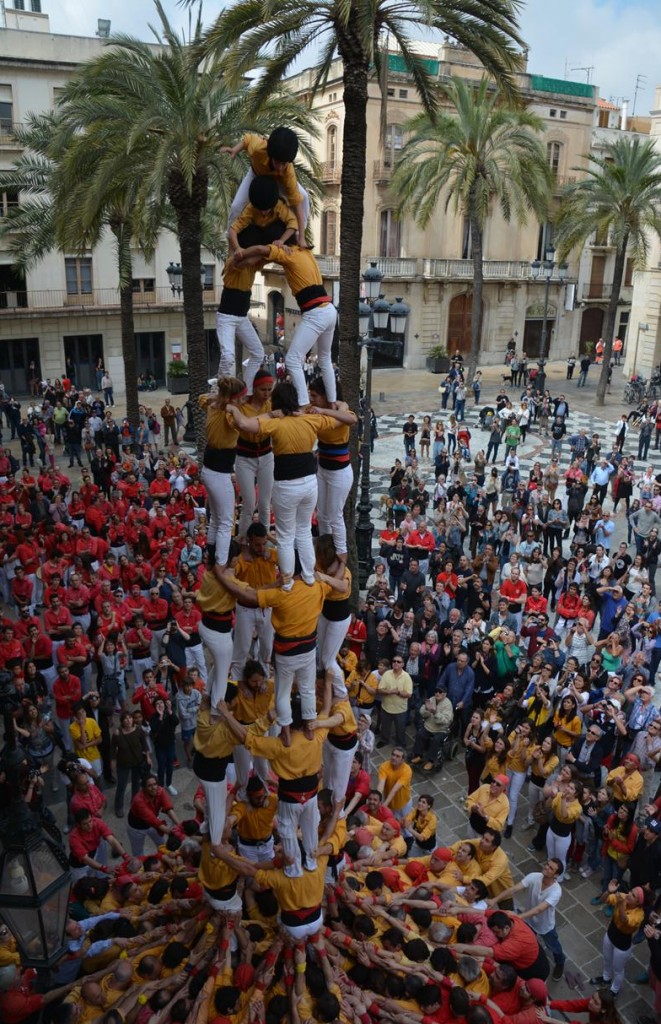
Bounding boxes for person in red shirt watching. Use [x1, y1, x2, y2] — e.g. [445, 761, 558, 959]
[126, 774, 180, 856]
[12, 606, 41, 641]
[0, 625, 24, 671]
[10, 566, 34, 615]
[80, 473, 100, 506]
[126, 614, 154, 686]
[499, 567, 528, 631]
[53, 664, 82, 750]
[346, 610, 367, 659]
[123, 583, 146, 625]
[149, 469, 171, 501]
[133, 670, 169, 721]
[0, 966, 73, 1024]
[344, 751, 372, 817]
[95, 598, 125, 641]
[68, 807, 125, 881]
[56, 632, 89, 680]
[143, 588, 170, 663]
[64, 571, 92, 632]
[21, 624, 55, 692]
[360, 788, 398, 827]
[69, 772, 106, 820]
[524, 585, 548, 617]
[406, 518, 436, 576]
[174, 595, 206, 681]
[44, 593, 73, 658]
[556, 583, 582, 636]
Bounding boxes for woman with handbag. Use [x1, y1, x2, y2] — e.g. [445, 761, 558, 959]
[111, 711, 151, 817]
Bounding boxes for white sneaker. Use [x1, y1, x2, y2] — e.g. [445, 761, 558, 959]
[167, 785, 178, 796]
[580, 866, 594, 878]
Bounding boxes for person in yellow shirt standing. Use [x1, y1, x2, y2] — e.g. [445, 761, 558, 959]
[309, 377, 355, 566]
[235, 244, 337, 407]
[607, 753, 644, 808]
[377, 747, 413, 821]
[377, 657, 413, 748]
[229, 523, 278, 677]
[69, 702, 102, 777]
[315, 534, 353, 699]
[199, 376, 245, 567]
[226, 659, 274, 798]
[591, 882, 645, 994]
[231, 370, 275, 541]
[192, 695, 238, 851]
[197, 547, 245, 709]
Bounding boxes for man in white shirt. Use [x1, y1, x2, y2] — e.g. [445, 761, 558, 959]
[486, 858, 566, 981]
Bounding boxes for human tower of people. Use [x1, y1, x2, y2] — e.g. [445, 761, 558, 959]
[0, 125, 659, 1024]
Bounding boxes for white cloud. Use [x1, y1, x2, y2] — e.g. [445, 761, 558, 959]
[44, 0, 661, 115]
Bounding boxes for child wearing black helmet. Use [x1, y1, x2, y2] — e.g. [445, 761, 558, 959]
[222, 126, 309, 244]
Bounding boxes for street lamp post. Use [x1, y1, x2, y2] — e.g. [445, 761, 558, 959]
[529, 245, 568, 392]
[0, 676, 71, 971]
[355, 262, 409, 588]
[165, 262, 207, 443]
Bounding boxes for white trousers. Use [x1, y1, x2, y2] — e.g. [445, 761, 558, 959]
[200, 777, 228, 846]
[149, 628, 166, 664]
[317, 464, 353, 556]
[204, 889, 243, 914]
[185, 643, 208, 682]
[277, 797, 319, 878]
[317, 613, 350, 699]
[275, 648, 316, 725]
[546, 827, 572, 871]
[285, 303, 337, 407]
[216, 312, 265, 395]
[233, 742, 272, 801]
[228, 170, 310, 230]
[199, 622, 232, 707]
[322, 740, 357, 804]
[506, 768, 527, 826]
[231, 604, 274, 678]
[279, 912, 323, 940]
[237, 836, 275, 863]
[602, 933, 633, 994]
[272, 475, 317, 583]
[201, 467, 235, 565]
[234, 453, 274, 539]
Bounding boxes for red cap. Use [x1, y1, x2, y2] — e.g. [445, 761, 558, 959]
[380, 868, 404, 892]
[405, 861, 429, 883]
[623, 753, 641, 769]
[431, 847, 453, 863]
[494, 774, 510, 788]
[526, 979, 548, 1004]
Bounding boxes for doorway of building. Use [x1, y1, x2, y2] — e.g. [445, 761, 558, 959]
[135, 332, 166, 385]
[64, 334, 104, 390]
[579, 307, 604, 354]
[267, 291, 284, 348]
[446, 294, 474, 357]
[523, 302, 557, 359]
[0, 338, 40, 394]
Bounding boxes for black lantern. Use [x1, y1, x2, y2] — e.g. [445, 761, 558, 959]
[0, 679, 71, 969]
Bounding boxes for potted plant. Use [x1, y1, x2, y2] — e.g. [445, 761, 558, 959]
[166, 359, 190, 395]
[426, 343, 451, 374]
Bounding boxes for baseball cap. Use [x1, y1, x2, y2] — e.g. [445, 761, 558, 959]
[646, 818, 661, 835]
[526, 979, 548, 1004]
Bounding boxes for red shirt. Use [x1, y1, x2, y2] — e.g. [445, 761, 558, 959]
[69, 817, 112, 862]
[347, 619, 367, 658]
[500, 579, 527, 608]
[14, 542, 40, 575]
[408, 529, 436, 553]
[64, 584, 91, 615]
[52, 675, 82, 719]
[485, 911, 540, 969]
[142, 597, 169, 631]
[125, 626, 153, 659]
[22, 633, 53, 665]
[175, 607, 202, 639]
[56, 640, 89, 669]
[70, 784, 106, 820]
[44, 605, 72, 637]
[11, 576, 33, 605]
[133, 684, 169, 720]
[128, 786, 173, 830]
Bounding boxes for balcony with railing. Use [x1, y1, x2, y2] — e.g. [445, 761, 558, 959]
[314, 256, 544, 282]
[372, 160, 394, 183]
[551, 175, 577, 191]
[0, 123, 25, 149]
[320, 162, 341, 184]
[0, 286, 222, 313]
[581, 282, 613, 300]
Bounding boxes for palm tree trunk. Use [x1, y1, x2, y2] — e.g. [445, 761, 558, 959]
[113, 227, 140, 427]
[467, 197, 484, 384]
[596, 233, 628, 405]
[337, 39, 369, 605]
[170, 169, 209, 454]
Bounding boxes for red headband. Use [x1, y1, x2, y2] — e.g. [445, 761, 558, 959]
[253, 371, 274, 385]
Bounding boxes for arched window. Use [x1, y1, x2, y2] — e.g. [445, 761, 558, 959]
[546, 141, 562, 176]
[321, 209, 338, 255]
[379, 209, 401, 257]
[384, 124, 403, 167]
[326, 126, 337, 167]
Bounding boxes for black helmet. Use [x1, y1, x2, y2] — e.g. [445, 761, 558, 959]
[267, 126, 298, 163]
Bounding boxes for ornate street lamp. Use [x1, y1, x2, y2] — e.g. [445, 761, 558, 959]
[529, 245, 568, 393]
[355, 266, 409, 587]
[0, 677, 71, 969]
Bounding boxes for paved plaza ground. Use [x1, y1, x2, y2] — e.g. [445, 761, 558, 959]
[4, 358, 658, 1020]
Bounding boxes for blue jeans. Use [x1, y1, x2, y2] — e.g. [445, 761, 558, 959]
[601, 853, 625, 892]
[539, 926, 565, 967]
[455, 400, 465, 421]
[155, 743, 175, 787]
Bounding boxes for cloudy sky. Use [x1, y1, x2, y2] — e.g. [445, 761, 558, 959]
[46, 0, 660, 116]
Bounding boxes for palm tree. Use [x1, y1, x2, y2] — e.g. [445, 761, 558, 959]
[391, 77, 551, 383]
[197, 1, 525, 575]
[57, 0, 319, 449]
[555, 136, 661, 405]
[0, 113, 150, 427]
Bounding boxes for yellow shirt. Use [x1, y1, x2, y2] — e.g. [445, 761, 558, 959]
[324, 815, 347, 857]
[256, 413, 338, 455]
[348, 668, 378, 706]
[193, 707, 236, 760]
[378, 669, 413, 715]
[481, 752, 506, 782]
[234, 548, 279, 588]
[264, 244, 326, 297]
[377, 760, 412, 811]
[198, 843, 240, 893]
[69, 718, 102, 763]
[232, 794, 277, 842]
[607, 893, 645, 934]
[506, 730, 531, 772]
[317, 419, 350, 446]
[403, 808, 438, 842]
[244, 720, 327, 780]
[196, 570, 248, 615]
[329, 698, 357, 739]
[550, 792, 582, 825]
[231, 678, 275, 724]
[607, 767, 644, 803]
[256, 578, 332, 637]
[450, 840, 515, 896]
[232, 397, 272, 452]
[222, 256, 261, 292]
[254, 857, 329, 912]
[466, 784, 510, 831]
[231, 198, 297, 235]
[552, 711, 582, 749]
[243, 133, 302, 207]
[199, 399, 239, 451]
